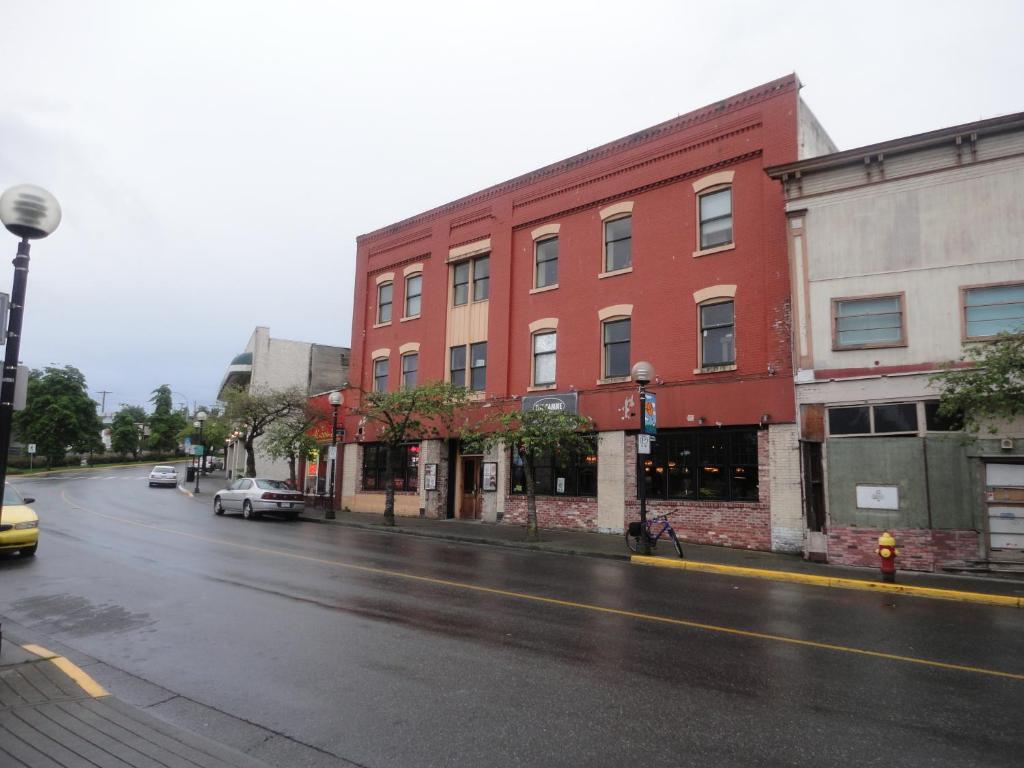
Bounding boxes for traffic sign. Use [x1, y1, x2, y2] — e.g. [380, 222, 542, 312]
[26, 443, 36, 454]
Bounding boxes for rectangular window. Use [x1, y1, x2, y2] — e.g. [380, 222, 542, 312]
[405, 274, 422, 318]
[510, 436, 598, 497]
[362, 443, 420, 492]
[699, 188, 733, 249]
[701, 301, 735, 367]
[473, 255, 490, 301]
[450, 346, 467, 387]
[834, 295, 904, 348]
[470, 342, 487, 392]
[604, 216, 632, 272]
[535, 237, 558, 288]
[377, 283, 393, 324]
[828, 402, 924, 436]
[533, 331, 556, 386]
[373, 358, 388, 392]
[453, 262, 470, 306]
[828, 406, 870, 435]
[924, 401, 963, 432]
[644, 428, 758, 502]
[963, 283, 1024, 339]
[401, 353, 418, 389]
[603, 318, 630, 378]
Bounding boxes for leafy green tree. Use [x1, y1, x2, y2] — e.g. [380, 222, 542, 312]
[222, 386, 308, 477]
[148, 385, 186, 452]
[355, 381, 468, 526]
[13, 365, 104, 467]
[931, 333, 1024, 433]
[110, 409, 142, 457]
[261, 401, 329, 488]
[464, 407, 593, 541]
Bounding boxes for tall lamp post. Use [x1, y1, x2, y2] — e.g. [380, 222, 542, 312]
[193, 410, 207, 493]
[0, 185, 61, 523]
[327, 390, 343, 520]
[631, 361, 655, 556]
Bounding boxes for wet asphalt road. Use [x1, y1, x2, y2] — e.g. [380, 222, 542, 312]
[1, 465, 1022, 768]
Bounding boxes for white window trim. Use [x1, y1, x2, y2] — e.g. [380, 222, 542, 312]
[696, 295, 736, 371]
[530, 328, 558, 390]
[403, 272, 423, 320]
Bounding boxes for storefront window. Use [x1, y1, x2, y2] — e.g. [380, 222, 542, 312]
[644, 428, 759, 502]
[362, 443, 419, 492]
[510, 437, 598, 497]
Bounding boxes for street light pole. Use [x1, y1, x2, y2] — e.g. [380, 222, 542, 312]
[0, 185, 61, 526]
[327, 390, 343, 520]
[193, 410, 207, 493]
[631, 361, 655, 556]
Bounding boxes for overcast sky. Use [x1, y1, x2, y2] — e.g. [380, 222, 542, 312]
[1, 0, 1020, 414]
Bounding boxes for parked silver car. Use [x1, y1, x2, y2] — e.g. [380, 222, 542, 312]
[212, 478, 304, 520]
[148, 465, 179, 488]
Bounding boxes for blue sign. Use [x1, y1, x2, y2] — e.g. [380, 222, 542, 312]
[643, 393, 657, 435]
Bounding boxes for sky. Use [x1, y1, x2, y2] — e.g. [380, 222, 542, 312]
[0, 0, 1021, 414]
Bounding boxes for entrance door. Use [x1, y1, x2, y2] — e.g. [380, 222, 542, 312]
[460, 457, 481, 520]
[985, 463, 1024, 561]
[801, 441, 826, 532]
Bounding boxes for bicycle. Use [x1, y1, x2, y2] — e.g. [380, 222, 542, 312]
[626, 512, 684, 558]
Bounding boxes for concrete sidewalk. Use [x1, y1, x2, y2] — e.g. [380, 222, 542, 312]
[0, 630, 271, 768]
[298, 506, 1024, 607]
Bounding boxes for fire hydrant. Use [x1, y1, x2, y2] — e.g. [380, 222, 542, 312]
[877, 531, 898, 583]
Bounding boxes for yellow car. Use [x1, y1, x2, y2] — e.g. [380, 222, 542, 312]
[0, 484, 38, 557]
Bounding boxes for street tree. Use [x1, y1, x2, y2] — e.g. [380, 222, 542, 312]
[148, 385, 186, 452]
[222, 386, 308, 477]
[356, 380, 468, 526]
[13, 366, 104, 467]
[464, 407, 593, 541]
[931, 333, 1024, 433]
[261, 400, 330, 488]
[110, 409, 142, 457]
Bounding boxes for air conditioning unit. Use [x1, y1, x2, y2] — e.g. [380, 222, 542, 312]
[1001, 438, 1015, 450]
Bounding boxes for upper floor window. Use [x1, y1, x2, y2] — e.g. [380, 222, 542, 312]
[699, 187, 732, 250]
[833, 294, 904, 349]
[828, 400, 962, 436]
[404, 274, 422, 318]
[470, 342, 487, 392]
[377, 282, 393, 324]
[603, 318, 630, 378]
[604, 216, 632, 272]
[535, 237, 558, 289]
[963, 283, 1024, 339]
[401, 353, 418, 388]
[473, 255, 490, 301]
[700, 300, 735, 367]
[453, 262, 470, 306]
[533, 331, 556, 386]
[450, 346, 467, 388]
[373, 358, 389, 392]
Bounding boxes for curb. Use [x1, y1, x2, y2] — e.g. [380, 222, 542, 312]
[10, 459, 189, 479]
[631, 556, 1023, 608]
[298, 515, 631, 561]
[21, 643, 110, 697]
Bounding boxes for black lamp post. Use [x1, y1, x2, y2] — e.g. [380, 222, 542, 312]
[327, 390, 343, 520]
[631, 361, 655, 556]
[193, 410, 207, 493]
[0, 185, 61, 526]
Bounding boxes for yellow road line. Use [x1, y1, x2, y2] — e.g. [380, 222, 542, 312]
[57, 490, 1024, 683]
[631, 557, 1023, 608]
[21, 643, 109, 697]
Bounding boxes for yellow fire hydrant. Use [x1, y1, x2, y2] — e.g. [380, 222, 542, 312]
[877, 531, 898, 583]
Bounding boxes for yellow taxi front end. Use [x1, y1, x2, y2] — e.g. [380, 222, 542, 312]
[0, 486, 39, 555]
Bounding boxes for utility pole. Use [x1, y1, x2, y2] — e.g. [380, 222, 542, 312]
[97, 390, 112, 413]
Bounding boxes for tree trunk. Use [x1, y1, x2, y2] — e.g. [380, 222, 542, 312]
[524, 450, 540, 542]
[383, 443, 396, 526]
[244, 439, 257, 477]
[286, 453, 296, 488]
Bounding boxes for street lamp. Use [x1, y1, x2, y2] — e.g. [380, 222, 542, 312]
[326, 390, 344, 519]
[631, 361, 655, 556]
[193, 410, 208, 493]
[0, 185, 61, 524]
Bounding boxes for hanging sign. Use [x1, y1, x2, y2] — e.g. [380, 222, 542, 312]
[643, 393, 657, 435]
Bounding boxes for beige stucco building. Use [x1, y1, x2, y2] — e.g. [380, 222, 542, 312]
[768, 112, 1024, 571]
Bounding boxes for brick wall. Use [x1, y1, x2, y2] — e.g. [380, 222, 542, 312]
[827, 526, 981, 572]
[503, 495, 599, 530]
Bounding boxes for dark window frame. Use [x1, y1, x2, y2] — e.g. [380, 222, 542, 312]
[469, 341, 487, 392]
[535, 236, 559, 289]
[472, 255, 490, 302]
[452, 262, 470, 306]
[532, 330, 556, 386]
[602, 317, 631, 379]
[361, 443, 420, 493]
[510, 436, 598, 497]
[832, 293, 906, 350]
[373, 358, 389, 393]
[698, 187, 733, 250]
[603, 215, 632, 272]
[643, 428, 759, 503]
[401, 352, 418, 389]
[700, 299, 735, 367]
[377, 282, 393, 324]
[961, 281, 1024, 341]
[404, 273, 422, 318]
[450, 346, 467, 388]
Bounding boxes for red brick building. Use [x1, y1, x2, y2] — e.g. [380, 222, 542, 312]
[337, 75, 835, 552]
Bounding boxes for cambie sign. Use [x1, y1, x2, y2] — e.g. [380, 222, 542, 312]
[521, 391, 578, 414]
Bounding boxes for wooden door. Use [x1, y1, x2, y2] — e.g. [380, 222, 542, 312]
[460, 457, 481, 519]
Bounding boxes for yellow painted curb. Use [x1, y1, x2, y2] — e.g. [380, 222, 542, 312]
[22, 643, 109, 697]
[630, 556, 1023, 608]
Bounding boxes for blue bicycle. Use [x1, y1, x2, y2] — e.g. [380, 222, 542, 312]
[626, 512, 685, 558]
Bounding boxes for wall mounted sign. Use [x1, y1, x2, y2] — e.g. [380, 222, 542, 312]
[855, 485, 899, 510]
[522, 391, 578, 414]
[643, 393, 657, 435]
[424, 463, 438, 491]
[482, 462, 497, 492]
